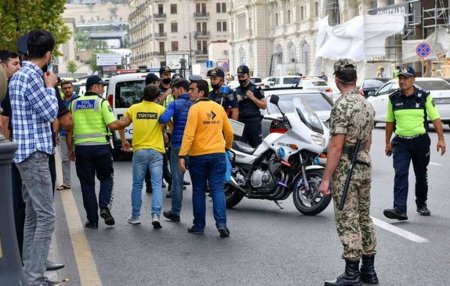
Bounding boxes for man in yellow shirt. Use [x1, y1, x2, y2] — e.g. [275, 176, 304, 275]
[178, 79, 234, 237]
[120, 84, 166, 229]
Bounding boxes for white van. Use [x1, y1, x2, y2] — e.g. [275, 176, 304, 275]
[106, 73, 148, 154]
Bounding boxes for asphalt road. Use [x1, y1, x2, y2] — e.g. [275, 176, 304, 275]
[53, 126, 450, 286]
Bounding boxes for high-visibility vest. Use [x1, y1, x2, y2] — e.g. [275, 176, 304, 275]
[71, 95, 110, 145]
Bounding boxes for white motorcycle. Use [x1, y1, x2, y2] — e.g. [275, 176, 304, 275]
[226, 95, 331, 215]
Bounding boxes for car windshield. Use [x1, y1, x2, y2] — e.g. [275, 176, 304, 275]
[250, 77, 262, 83]
[283, 77, 300, 84]
[302, 80, 328, 87]
[115, 80, 145, 108]
[415, 80, 450, 91]
[363, 79, 387, 88]
[267, 93, 332, 114]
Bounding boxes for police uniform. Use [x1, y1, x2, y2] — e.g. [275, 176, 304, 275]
[70, 77, 116, 227]
[385, 68, 440, 217]
[207, 68, 238, 116]
[235, 65, 264, 148]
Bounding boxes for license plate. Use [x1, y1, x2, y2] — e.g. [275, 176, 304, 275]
[434, 98, 450, 104]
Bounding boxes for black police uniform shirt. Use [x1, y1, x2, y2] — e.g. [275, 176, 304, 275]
[208, 88, 238, 110]
[235, 82, 264, 119]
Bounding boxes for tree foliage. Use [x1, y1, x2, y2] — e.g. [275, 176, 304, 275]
[67, 60, 77, 75]
[0, 0, 71, 53]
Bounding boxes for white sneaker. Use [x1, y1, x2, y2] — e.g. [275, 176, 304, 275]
[128, 216, 141, 225]
[151, 215, 162, 229]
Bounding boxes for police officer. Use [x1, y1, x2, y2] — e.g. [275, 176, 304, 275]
[207, 67, 238, 120]
[235, 65, 266, 147]
[319, 59, 378, 286]
[67, 75, 124, 229]
[384, 67, 446, 220]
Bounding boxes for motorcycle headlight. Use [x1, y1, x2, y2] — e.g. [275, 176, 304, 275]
[311, 134, 326, 147]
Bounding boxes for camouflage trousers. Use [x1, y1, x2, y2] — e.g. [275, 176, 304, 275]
[331, 160, 377, 260]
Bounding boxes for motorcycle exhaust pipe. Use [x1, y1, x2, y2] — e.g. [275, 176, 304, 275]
[229, 177, 247, 194]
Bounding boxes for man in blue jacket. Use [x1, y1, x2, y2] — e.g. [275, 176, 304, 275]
[159, 78, 193, 222]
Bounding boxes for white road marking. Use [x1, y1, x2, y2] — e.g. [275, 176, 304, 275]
[429, 162, 443, 166]
[371, 217, 429, 243]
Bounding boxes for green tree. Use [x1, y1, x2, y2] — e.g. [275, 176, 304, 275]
[67, 60, 77, 76]
[0, 0, 71, 52]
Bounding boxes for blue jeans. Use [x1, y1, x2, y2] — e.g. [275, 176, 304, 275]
[189, 153, 227, 230]
[131, 149, 163, 218]
[16, 152, 56, 286]
[170, 147, 186, 216]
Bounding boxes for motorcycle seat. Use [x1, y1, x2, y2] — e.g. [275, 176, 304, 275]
[232, 141, 255, 154]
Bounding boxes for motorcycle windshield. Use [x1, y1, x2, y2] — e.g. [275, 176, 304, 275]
[292, 97, 324, 134]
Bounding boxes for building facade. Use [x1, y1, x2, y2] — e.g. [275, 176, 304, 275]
[129, 0, 230, 70]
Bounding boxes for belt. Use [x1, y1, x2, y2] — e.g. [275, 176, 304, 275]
[396, 133, 425, 140]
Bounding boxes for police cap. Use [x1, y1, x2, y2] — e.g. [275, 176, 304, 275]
[207, 68, 225, 78]
[237, 65, 250, 76]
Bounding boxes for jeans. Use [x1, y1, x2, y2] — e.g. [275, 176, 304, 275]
[75, 145, 114, 223]
[59, 135, 71, 186]
[189, 153, 227, 230]
[169, 147, 186, 216]
[131, 149, 163, 218]
[16, 151, 56, 286]
[392, 134, 430, 213]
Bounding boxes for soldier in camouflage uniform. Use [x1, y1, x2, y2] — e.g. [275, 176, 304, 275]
[319, 59, 378, 286]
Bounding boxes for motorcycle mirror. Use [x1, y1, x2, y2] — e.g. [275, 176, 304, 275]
[270, 95, 279, 105]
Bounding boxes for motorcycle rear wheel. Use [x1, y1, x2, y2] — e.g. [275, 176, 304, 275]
[225, 183, 244, 208]
[292, 169, 331, 215]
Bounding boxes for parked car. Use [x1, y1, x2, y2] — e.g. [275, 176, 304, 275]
[266, 75, 301, 88]
[107, 72, 148, 158]
[297, 78, 334, 99]
[261, 88, 333, 137]
[359, 78, 391, 98]
[366, 77, 450, 126]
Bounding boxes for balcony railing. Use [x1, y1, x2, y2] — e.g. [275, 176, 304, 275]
[194, 31, 210, 38]
[194, 12, 209, 18]
[153, 13, 166, 19]
[154, 32, 167, 39]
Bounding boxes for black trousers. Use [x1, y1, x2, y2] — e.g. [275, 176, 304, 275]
[240, 118, 262, 148]
[75, 145, 114, 223]
[392, 134, 430, 213]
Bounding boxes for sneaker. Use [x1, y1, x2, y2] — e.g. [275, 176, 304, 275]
[128, 216, 141, 225]
[187, 226, 204, 234]
[163, 211, 180, 222]
[152, 215, 162, 229]
[383, 208, 408, 221]
[100, 208, 115, 226]
[217, 226, 230, 238]
[417, 205, 431, 216]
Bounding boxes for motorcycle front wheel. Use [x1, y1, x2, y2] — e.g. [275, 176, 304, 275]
[292, 169, 331, 215]
[225, 183, 244, 208]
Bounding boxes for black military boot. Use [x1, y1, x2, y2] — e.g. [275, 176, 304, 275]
[324, 259, 362, 286]
[360, 255, 379, 284]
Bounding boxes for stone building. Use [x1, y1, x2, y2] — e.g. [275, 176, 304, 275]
[128, 0, 230, 70]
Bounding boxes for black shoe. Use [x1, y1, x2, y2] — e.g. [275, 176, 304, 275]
[187, 226, 204, 234]
[183, 181, 190, 186]
[417, 205, 431, 216]
[85, 221, 98, 229]
[163, 211, 180, 222]
[360, 255, 379, 284]
[100, 208, 115, 226]
[383, 208, 408, 221]
[146, 187, 152, 194]
[325, 259, 362, 286]
[217, 226, 230, 238]
[46, 261, 65, 271]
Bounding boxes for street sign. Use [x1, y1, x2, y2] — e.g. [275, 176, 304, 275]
[206, 60, 213, 68]
[416, 42, 431, 58]
[96, 53, 122, 66]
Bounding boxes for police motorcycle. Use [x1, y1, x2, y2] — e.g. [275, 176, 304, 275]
[226, 95, 332, 215]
